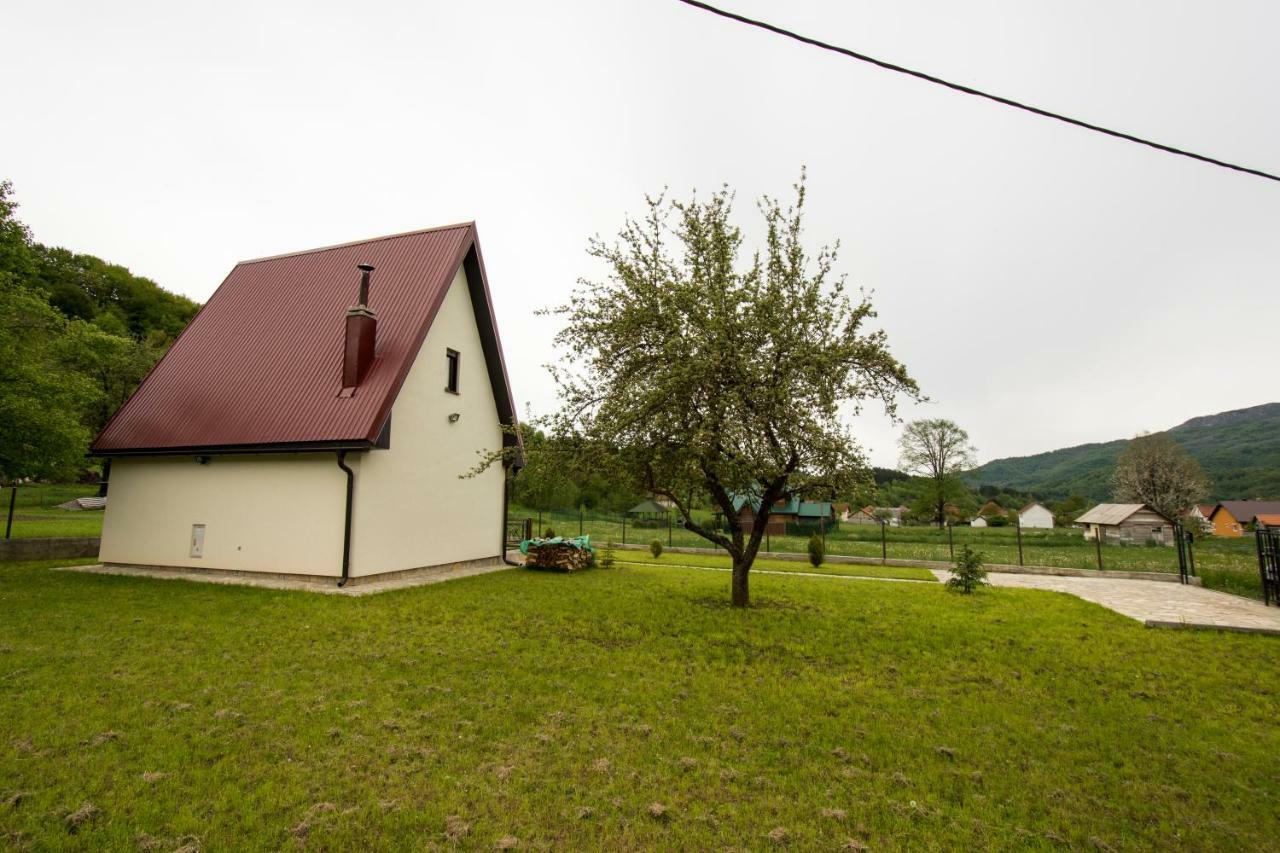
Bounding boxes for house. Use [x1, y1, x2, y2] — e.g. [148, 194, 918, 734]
[1208, 501, 1280, 538]
[1075, 503, 1175, 545]
[970, 500, 1006, 528]
[90, 223, 522, 586]
[844, 505, 882, 525]
[869, 505, 910, 527]
[729, 494, 836, 535]
[1185, 503, 1215, 532]
[1254, 514, 1280, 532]
[1017, 501, 1054, 529]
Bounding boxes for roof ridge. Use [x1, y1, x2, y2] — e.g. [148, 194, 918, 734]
[237, 221, 475, 265]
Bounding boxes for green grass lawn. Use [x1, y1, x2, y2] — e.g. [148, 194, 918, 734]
[613, 549, 936, 581]
[515, 506, 1265, 599]
[2, 485, 103, 540]
[2, 559, 1278, 850]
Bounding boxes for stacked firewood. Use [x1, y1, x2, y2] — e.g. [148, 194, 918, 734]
[525, 540, 594, 571]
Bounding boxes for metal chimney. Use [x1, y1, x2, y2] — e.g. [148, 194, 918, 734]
[356, 263, 374, 307]
[342, 263, 377, 389]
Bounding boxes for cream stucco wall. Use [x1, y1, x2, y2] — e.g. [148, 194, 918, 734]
[348, 263, 506, 576]
[99, 262, 507, 578]
[99, 453, 345, 575]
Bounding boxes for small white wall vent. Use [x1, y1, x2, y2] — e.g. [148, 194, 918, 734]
[190, 524, 206, 558]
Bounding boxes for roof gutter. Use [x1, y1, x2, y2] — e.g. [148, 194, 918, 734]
[336, 451, 355, 587]
[89, 439, 375, 459]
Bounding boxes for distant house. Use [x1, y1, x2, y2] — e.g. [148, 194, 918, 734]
[1254, 514, 1280, 532]
[844, 506, 881, 525]
[1185, 503, 1215, 532]
[1017, 501, 1054, 529]
[868, 505, 910, 527]
[1208, 501, 1280, 538]
[1075, 503, 1175, 546]
[90, 224, 522, 586]
[970, 500, 1006, 528]
[729, 494, 836, 535]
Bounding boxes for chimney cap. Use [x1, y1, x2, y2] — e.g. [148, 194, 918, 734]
[357, 262, 375, 272]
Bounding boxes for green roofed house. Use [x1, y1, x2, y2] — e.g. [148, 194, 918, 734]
[727, 494, 836, 535]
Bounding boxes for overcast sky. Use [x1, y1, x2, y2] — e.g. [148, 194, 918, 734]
[6, 0, 1279, 468]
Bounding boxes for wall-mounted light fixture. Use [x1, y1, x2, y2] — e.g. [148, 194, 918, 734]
[196, 455, 212, 465]
[448, 413, 461, 423]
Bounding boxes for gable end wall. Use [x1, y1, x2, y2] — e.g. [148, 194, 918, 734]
[347, 263, 506, 575]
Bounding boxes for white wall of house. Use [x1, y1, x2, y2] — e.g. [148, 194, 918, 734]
[99, 263, 507, 579]
[348, 263, 505, 577]
[971, 517, 987, 528]
[99, 453, 345, 575]
[1019, 504, 1055, 529]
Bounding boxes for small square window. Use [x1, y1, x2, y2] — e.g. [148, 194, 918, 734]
[446, 349, 460, 393]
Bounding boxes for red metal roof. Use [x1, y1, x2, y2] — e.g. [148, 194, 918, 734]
[91, 223, 519, 455]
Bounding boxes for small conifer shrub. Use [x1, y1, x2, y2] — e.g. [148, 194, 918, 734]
[807, 534, 825, 568]
[600, 542, 616, 570]
[947, 546, 988, 594]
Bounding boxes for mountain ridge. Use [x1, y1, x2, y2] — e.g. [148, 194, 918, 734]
[970, 402, 1280, 501]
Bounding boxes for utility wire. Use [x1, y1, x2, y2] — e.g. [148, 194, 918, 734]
[675, 0, 1280, 184]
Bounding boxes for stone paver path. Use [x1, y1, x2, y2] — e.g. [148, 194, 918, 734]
[933, 569, 1280, 635]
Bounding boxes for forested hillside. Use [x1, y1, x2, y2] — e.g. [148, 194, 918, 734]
[0, 180, 199, 481]
[970, 403, 1280, 501]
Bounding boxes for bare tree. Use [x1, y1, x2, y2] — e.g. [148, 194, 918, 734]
[897, 419, 976, 527]
[1112, 432, 1208, 521]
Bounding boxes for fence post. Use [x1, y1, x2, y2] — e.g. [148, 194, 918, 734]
[820, 516, 826, 548]
[1016, 517, 1024, 566]
[538, 509, 542, 536]
[668, 512, 672, 547]
[622, 515, 626, 545]
[766, 529, 771, 554]
[524, 518, 532, 541]
[1187, 529, 1196, 577]
[880, 519, 887, 563]
[4, 484, 15, 540]
[579, 508, 583, 537]
[947, 523, 954, 561]
[1094, 529, 1103, 571]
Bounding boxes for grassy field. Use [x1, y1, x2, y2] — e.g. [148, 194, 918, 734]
[612, 549, 936, 581]
[1, 485, 103, 539]
[515, 505, 1265, 598]
[2, 558, 1278, 850]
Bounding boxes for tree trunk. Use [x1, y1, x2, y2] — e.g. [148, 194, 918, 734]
[731, 558, 750, 607]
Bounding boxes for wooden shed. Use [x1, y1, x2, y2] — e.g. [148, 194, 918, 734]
[1075, 503, 1175, 546]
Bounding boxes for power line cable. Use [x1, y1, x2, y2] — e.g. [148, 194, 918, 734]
[675, 0, 1280, 184]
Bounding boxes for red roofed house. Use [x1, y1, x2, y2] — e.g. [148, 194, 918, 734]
[91, 223, 522, 586]
[1209, 501, 1280, 538]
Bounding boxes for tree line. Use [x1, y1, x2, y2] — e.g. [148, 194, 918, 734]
[512, 416, 1204, 534]
[0, 181, 199, 482]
